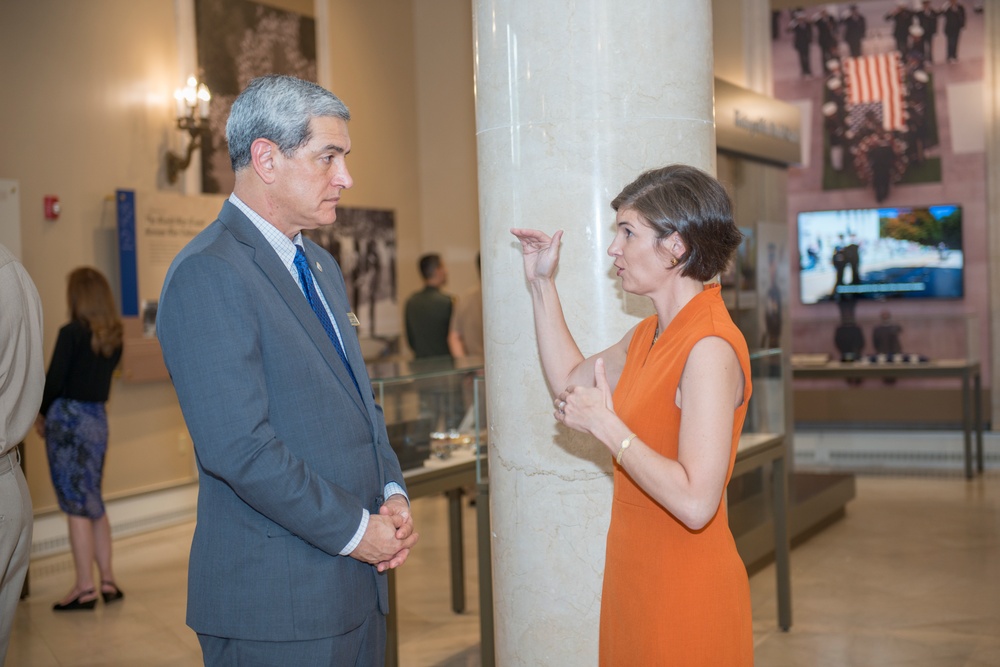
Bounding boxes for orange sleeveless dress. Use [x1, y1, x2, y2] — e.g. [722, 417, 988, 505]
[599, 283, 754, 666]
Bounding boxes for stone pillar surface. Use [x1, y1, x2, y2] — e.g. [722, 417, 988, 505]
[473, 2, 717, 664]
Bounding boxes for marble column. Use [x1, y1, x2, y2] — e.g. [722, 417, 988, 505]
[473, 2, 717, 664]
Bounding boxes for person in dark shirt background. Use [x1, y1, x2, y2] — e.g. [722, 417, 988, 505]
[885, 1, 914, 53]
[813, 8, 840, 73]
[35, 267, 124, 611]
[842, 4, 866, 57]
[941, 0, 967, 63]
[404, 253, 453, 359]
[916, 1, 939, 62]
[789, 9, 814, 77]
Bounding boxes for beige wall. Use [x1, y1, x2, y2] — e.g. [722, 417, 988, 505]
[0, 0, 445, 511]
[714, 0, 749, 87]
[325, 0, 421, 300]
[713, 0, 773, 94]
[0, 0, 195, 511]
[413, 0, 480, 293]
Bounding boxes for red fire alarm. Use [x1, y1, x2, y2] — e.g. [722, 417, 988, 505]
[44, 195, 60, 220]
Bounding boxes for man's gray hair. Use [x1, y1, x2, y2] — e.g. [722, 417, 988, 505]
[226, 75, 350, 172]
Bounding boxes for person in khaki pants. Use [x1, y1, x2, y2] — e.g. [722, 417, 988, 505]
[0, 242, 44, 664]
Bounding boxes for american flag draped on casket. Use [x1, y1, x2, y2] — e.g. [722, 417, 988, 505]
[843, 52, 905, 132]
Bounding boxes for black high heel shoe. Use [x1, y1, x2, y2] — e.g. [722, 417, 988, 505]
[100, 580, 124, 604]
[53, 589, 97, 611]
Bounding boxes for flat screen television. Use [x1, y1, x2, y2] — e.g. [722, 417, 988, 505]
[797, 205, 963, 305]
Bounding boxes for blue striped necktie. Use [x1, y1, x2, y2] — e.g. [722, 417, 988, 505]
[293, 245, 361, 395]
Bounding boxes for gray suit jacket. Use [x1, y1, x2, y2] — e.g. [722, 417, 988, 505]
[158, 201, 405, 641]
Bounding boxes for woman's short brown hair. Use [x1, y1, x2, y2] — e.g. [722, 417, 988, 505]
[611, 164, 743, 282]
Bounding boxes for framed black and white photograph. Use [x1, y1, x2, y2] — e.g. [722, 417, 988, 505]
[305, 207, 401, 359]
[194, 0, 318, 194]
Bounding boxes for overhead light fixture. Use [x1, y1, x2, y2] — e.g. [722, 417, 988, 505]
[166, 75, 211, 185]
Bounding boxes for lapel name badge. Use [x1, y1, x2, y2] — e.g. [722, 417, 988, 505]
[347, 312, 360, 327]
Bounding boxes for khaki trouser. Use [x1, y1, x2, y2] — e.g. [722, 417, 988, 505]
[0, 448, 33, 665]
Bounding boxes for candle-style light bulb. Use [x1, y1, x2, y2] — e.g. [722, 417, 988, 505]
[174, 88, 185, 118]
[197, 83, 211, 119]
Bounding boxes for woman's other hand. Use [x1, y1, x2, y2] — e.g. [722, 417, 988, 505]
[511, 228, 563, 282]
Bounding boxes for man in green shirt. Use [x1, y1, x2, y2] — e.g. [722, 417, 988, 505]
[404, 253, 453, 358]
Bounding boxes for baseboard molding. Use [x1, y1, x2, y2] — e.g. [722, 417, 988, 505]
[794, 430, 1000, 473]
[31, 483, 198, 560]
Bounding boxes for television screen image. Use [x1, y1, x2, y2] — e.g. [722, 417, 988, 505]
[798, 205, 963, 305]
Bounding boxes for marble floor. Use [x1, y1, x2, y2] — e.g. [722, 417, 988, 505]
[6, 471, 999, 666]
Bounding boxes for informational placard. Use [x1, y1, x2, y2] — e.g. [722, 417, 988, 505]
[117, 189, 226, 322]
[116, 189, 226, 381]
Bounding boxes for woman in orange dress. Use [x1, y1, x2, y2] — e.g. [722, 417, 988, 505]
[512, 164, 753, 665]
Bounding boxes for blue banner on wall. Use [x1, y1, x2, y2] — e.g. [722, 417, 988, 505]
[116, 189, 138, 316]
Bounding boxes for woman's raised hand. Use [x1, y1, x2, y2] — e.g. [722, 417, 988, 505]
[511, 228, 564, 282]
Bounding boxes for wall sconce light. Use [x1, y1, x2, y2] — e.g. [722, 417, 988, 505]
[166, 75, 212, 184]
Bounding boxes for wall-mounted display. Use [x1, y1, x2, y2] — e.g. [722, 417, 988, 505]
[797, 204, 963, 305]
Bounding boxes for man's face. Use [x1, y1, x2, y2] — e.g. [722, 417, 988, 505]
[270, 116, 353, 237]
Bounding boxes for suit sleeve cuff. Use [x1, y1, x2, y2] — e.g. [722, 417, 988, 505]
[384, 482, 408, 504]
[339, 508, 369, 556]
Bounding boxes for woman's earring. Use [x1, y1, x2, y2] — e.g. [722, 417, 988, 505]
[670, 257, 678, 267]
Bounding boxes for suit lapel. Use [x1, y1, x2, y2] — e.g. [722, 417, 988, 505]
[301, 239, 382, 426]
[218, 203, 369, 417]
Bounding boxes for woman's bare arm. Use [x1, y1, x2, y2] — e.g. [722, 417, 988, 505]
[511, 228, 632, 395]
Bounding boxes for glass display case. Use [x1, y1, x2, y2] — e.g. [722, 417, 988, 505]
[729, 347, 787, 537]
[370, 355, 492, 667]
[744, 347, 787, 437]
[368, 356, 486, 474]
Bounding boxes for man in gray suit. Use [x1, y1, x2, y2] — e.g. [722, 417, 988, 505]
[158, 75, 418, 666]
